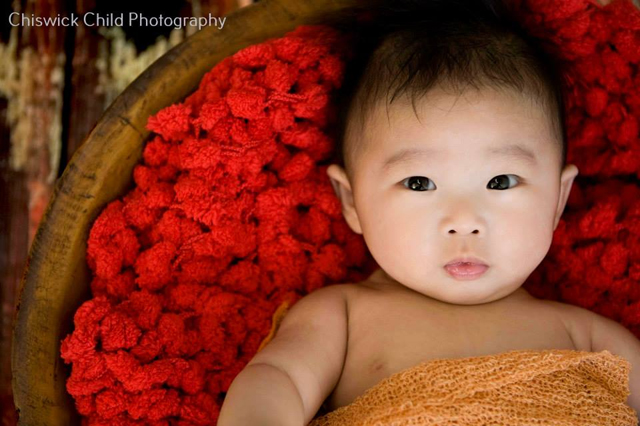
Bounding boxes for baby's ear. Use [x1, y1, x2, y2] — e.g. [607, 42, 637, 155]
[326, 164, 363, 235]
[553, 164, 579, 230]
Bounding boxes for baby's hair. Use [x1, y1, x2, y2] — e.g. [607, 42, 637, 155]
[312, 0, 569, 177]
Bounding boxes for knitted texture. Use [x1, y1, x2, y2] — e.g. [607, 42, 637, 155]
[57, 0, 640, 424]
[308, 349, 637, 426]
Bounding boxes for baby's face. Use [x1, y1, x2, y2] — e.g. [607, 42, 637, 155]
[327, 87, 579, 305]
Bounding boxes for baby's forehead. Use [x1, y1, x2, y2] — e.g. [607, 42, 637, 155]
[357, 89, 553, 139]
[342, 86, 563, 174]
[345, 92, 557, 164]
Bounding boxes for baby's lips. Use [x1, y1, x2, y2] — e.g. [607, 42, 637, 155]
[443, 257, 490, 280]
[444, 263, 489, 275]
[444, 256, 488, 267]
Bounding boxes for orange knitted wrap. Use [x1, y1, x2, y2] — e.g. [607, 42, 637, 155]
[308, 349, 638, 426]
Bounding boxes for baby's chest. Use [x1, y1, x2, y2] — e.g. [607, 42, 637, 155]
[323, 287, 577, 412]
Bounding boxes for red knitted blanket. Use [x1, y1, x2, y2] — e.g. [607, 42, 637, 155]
[60, 1, 640, 424]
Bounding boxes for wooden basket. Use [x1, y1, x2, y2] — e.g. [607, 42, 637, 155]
[10, 0, 354, 424]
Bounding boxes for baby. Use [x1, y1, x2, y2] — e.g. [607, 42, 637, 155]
[218, 0, 640, 424]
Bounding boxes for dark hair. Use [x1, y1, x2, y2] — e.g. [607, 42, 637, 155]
[312, 0, 568, 176]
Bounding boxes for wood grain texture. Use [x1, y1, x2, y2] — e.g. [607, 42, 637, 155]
[10, 0, 355, 424]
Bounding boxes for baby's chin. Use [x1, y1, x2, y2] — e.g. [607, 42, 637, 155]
[413, 282, 526, 306]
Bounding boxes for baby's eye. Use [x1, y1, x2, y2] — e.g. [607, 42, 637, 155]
[402, 176, 436, 191]
[487, 174, 520, 190]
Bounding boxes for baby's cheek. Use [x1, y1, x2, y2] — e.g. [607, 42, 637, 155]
[364, 218, 430, 277]
[497, 209, 553, 273]
[359, 213, 405, 258]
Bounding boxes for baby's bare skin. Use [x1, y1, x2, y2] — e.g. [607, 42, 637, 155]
[322, 269, 590, 411]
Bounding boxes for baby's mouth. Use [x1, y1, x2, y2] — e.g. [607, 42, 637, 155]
[443, 261, 489, 280]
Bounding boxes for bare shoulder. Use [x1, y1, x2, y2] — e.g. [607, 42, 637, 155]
[540, 297, 640, 352]
[539, 298, 596, 352]
[245, 283, 351, 424]
[321, 281, 369, 307]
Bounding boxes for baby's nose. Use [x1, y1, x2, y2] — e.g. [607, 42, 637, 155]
[439, 204, 486, 236]
[447, 227, 480, 235]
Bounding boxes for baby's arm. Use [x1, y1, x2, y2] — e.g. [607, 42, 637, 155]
[589, 311, 640, 415]
[217, 285, 349, 426]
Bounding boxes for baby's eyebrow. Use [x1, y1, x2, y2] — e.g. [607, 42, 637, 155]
[381, 143, 537, 170]
[487, 144, 538, 165]
[381, 148, 438, 171]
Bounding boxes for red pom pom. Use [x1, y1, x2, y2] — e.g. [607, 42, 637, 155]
[226, 87, 267, 119]
[584, 87, 609, 117]
[278, 152, 314, 182]
[147, 104, 192, 141]
[612, 29, 640, 63]
[134, 242, 177, 291]
[143, 136, 170, 167]
[232, 43, 275, 69]
[600, 242, 630, 278]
